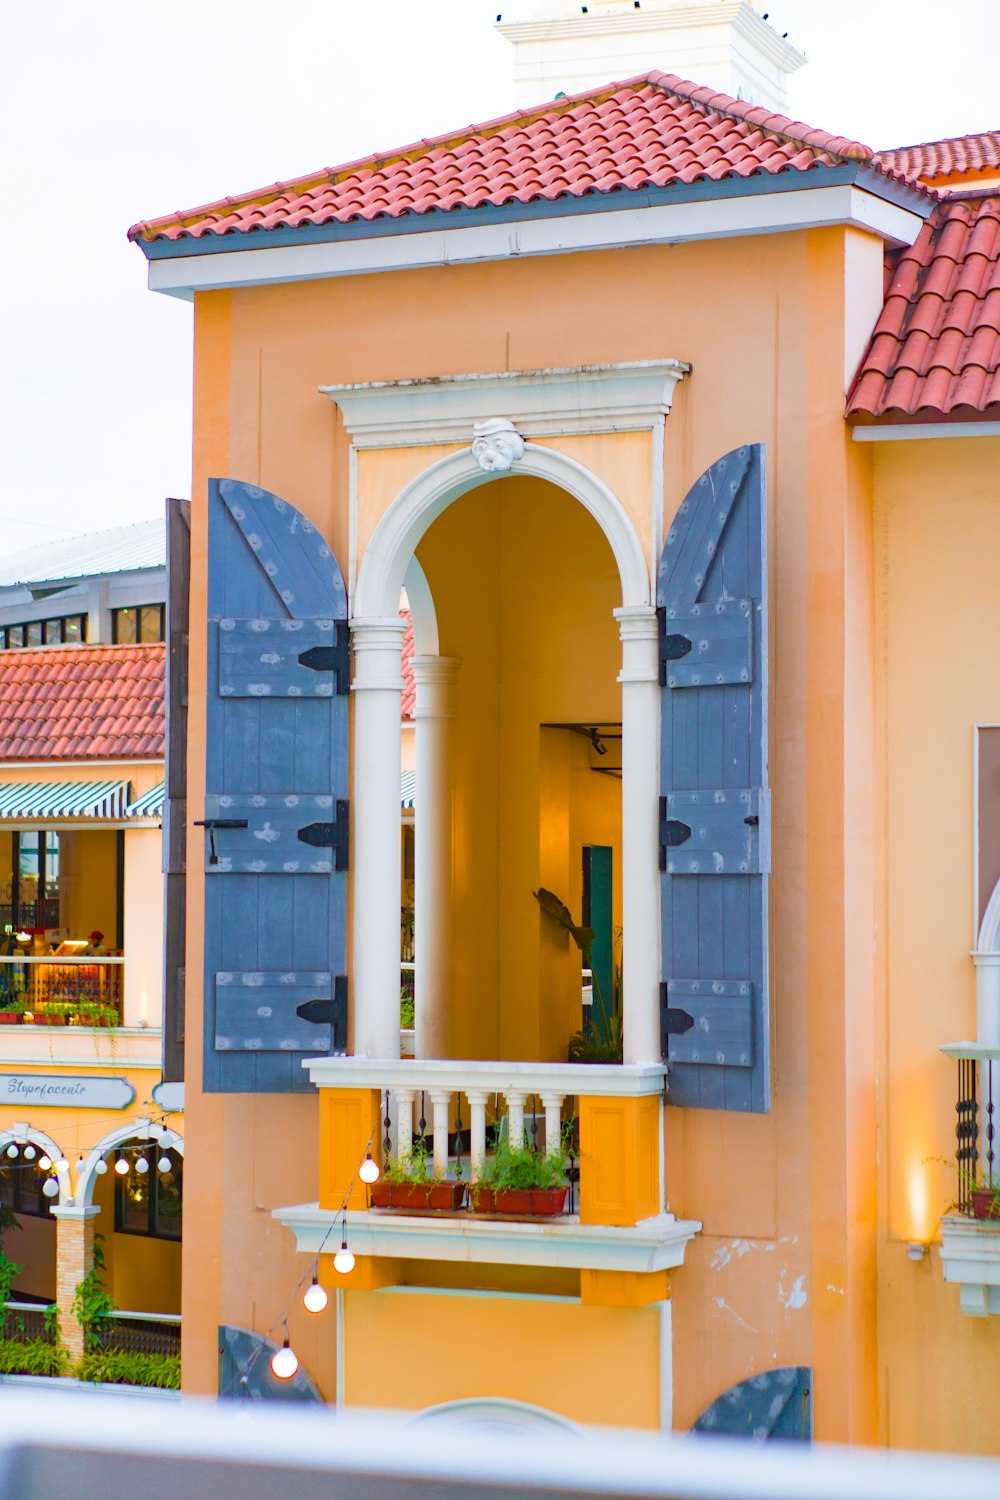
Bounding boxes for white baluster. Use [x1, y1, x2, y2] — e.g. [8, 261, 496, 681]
[541, 1093, 565, 1156]
[429, 1089, 451, 1176]
[395, 1088, 415, 1165]
[507, 1091, 527, 1149]
[466, 1088, 488, 1180]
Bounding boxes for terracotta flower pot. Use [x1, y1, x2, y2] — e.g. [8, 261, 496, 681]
[471, 1186, 568, 1217]
[369, 1181, 392, 1209]
[470, 1187, 495, 1214]
[370, 1180, 466, 1211]
[971, 1188, 1000, 1221]
[0, 1011, 20, 1026]
[36, 1013, 66, 1026]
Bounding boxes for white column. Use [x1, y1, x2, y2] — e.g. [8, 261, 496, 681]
[429, 1089, 451, 1175]
[395, 1088, 415, 1164]
[541, 1092, 564, 1156]
[507, 1092, 526, 1149]
[615, 605, 662, 1065]
[467, 1088, 488, 1180]
[351, 617, 407, 1059]
[411, 656, 461, 1059]
[974, 953, 1000, 1048]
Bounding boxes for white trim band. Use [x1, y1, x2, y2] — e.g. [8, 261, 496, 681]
[852, 422, 1000, 442]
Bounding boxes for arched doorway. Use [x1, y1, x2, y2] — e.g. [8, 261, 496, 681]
[352, 441, 660, 1066]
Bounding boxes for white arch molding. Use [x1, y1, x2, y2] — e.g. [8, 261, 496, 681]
[0, 1125, 68, 1206]
[76, 1118, 184, 1209]
[975, 877, 1000, 1047]
[349, 440, 662, 1064]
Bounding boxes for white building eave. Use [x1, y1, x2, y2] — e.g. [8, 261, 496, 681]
[146, 182, 926, 301]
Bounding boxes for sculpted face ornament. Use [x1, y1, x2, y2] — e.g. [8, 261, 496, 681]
[472, 418, 525, 474]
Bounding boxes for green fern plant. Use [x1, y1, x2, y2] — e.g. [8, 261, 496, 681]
[71, 1232, 115, 1350]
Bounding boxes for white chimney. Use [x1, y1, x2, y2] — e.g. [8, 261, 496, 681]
[496, 1, 806, 113]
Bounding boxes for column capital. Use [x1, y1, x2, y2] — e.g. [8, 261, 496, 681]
[613, 604, 659, 639]
[411, 655, 462, 720]
[349, 616, 407, 692]
[51, 1204, 101, 1220]
[615, 605, 659, 686]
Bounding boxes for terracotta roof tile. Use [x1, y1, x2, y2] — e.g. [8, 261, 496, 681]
[875, 131, 1000, 184]
[848, 194, 1000, 423]
[0, 645, 164, 761]
[400, 612, 415, 720]
[130, 72, 912, 247]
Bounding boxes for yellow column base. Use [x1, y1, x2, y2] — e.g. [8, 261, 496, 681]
[578, 1093, 660, 1226]
[580, 1268, 670, 1307]
[319, 1087, 383, 1211]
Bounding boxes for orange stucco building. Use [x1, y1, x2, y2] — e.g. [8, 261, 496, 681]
[130, 2, 1000, 1452]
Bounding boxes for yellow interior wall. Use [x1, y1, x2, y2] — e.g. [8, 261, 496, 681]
[873, 434, 1000, 1454]
[343, 1288, 662, 1428]
[60, 831, 118, 945]
[122, 827, 163, 1026]
[414, 476, 621, 1062]
[7, 1212, 56, 1300]
[93, 1167, 181, 1314]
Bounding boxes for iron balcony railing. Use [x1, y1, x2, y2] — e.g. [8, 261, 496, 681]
[942, 1042, 1000, 1213]
[0, 956, 124, 1025]
[2, 1301, 55, 1345]
[96, 1311, 181, 1358]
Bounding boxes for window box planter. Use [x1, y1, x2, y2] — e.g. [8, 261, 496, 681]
[471, 1187, 568, 1218]
[972, 1188, 1000, 1221]
[0, 1011, 21, 1026]
[34, 1010, 67, 1026]
[370, 1181, 466, 1212]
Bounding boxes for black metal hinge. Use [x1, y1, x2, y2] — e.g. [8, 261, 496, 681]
[194, 817, 249, 866]
[296, 976, 348, 1053]
[657, 605, 692, 688]
[298, 620, 350, 696]
[297, 799, 349, 871]
[660, 982, 694, 1059]
[658, 796, 691, 871]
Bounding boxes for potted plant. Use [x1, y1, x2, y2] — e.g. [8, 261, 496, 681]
[34, 1001, 71, 1026]
[369, 1140, 466, 1212]
[533, 888, 623, 1064]
[970, 1180, 1000, 1221]
[74, 1001, 120, 1029]
[0, 997, 23, 1026]
[470, 1130, 568, 1218]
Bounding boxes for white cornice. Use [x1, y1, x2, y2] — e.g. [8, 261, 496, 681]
[320, 361, 688, 448]
[146, 184, 926, 300]
[852, 422, 1000, 442]
[274, 1201, 699, 1273]
[304, 1055, 668, 1096]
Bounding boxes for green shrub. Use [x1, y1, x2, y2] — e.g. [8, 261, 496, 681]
[71, 1233, 115, 1350]
[75, 1349, 180, 1390]
[0, 1337, 69, 1376]
[478, 1133, 566, 1193]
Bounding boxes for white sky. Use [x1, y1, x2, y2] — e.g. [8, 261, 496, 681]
[1, 0, 995, 557]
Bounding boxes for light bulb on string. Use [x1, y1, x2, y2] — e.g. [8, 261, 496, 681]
[270, 1325, 299, 1381]
[135, 1156, 149, 1174]
[94, 1157, 108, 1176]
[158, 1155, 172, 1174]
[42, 1178, 59, 1199]
[359, 1152, 379, 1185]
[38, 1155, 52, 1172]
[114, 1153, 129, 1177]
[55, 1156, 69, 1173]
[5, 1143, 17, 1160]
[303, 1276, 328, 1314]
[333, 1231, 355, 1276]
[23, 1145, 35, 1161]
[76, 1156, 85, 1173]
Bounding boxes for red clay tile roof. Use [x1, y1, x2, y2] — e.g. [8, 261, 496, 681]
[400, 612, 414, 720]
[848, 193, 1000, 424]
[129, 72, 907, 246]
[875, 131, 1000, 185]
[0, 645, 165, 761]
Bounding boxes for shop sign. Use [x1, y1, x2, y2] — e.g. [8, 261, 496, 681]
[0, 1074, 135, 1110]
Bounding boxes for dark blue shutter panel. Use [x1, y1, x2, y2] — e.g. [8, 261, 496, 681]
[692, 1367, 812, 1441]
[204, 479, 349, 1094]
[658, 445, 770, 1113]
[218, 1325, 323, 1402]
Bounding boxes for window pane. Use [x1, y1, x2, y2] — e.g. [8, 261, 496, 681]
[0, 1171, 12, 1209]
[0, 631, 6, 650]
[7, 626, 23, 648]
[114, 609, 138, 645]
[63, 616, 83, 643]
[45, 833, 59, 885]
[18, 1167, 43, 1215]
[119, 1170, 150, 1233]
[155, 1153, 183, 1239]
[44, 620, 62, 645]
[26, 622, 42, 647]
[19, 834, 39, 881]
[139, 606, 164, 643]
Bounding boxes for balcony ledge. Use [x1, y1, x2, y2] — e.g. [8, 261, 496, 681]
[273, 1201, 700, 1274]
[303, 1057, 667, 1099]
[940, 1214, 1000, 1316]
[0, 1026, 163, 1069]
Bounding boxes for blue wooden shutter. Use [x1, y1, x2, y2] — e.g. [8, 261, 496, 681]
[203, 479, 349, 1094]
[693, 1367, 811, 1441]
[658, 445, 770, 1113]
[218, 1325, 323, 1402]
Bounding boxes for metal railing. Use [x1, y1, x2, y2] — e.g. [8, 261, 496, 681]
[0, 956, 124, 1024]
[96, 1311, 180, 1358]
[942, 1042, 999, 1212]
[2, 1302, 55, 1345]
[0, 900, 60, 931]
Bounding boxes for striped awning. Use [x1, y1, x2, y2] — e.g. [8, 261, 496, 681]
[401, 770, 416, 810]
[0, 780, 132, 820]
[125, 783, 165, 819]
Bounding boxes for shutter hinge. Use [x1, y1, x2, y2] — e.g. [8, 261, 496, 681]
[297, 620, 350, 695]
[296, 976, 348, 1053]
[297, 799, 349, 871]
[660, 982, 694, 1059]
[657, 605, 692, 688]
[658, 796, 691, 871]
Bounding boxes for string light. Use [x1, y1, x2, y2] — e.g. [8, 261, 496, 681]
[114, 1152, 129, 1177]
[333, 1218, 355, 1276]
[55, 1156, 69, 1173]
[135, 1155, 149, 1174]
[5, 1143, 17, 1159]
[158, 1155, 172, 1174]
[270, 1323, 298, 1381]
[38, 1155, 52, 1172]
[359, 1152, 379, 1185]
[76, 1155, 86, 1172]
[94, 1158, 108, 1176]
[42, 1178, 59, 1199]
[303, 1276, 328, 1314]
[23, 1145, 35, 1161]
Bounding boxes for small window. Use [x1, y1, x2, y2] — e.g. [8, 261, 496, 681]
[113, 608, 137, 644]
[6, 627, 22, 648]
[115, 1149, 182, 1240]
[44, 620, 61, 645]
[63, 616, 84, 643]
[139, 605, 164, 643]
[25, 622, 42, 647]
[112, 606, 164, 645]
[0, 1161, 51, 1218]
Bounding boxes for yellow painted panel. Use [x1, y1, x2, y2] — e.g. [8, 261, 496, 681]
[578, 1096, 659, 1227]
[319, 1088, 381, 1212]
[581, 1269, 670, 1307]
[345, 1289, 661, 1428]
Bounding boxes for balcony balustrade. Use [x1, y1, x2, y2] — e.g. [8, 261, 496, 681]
[940, 1043, 1000, 1316]
[0, 957, 124, 1025]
